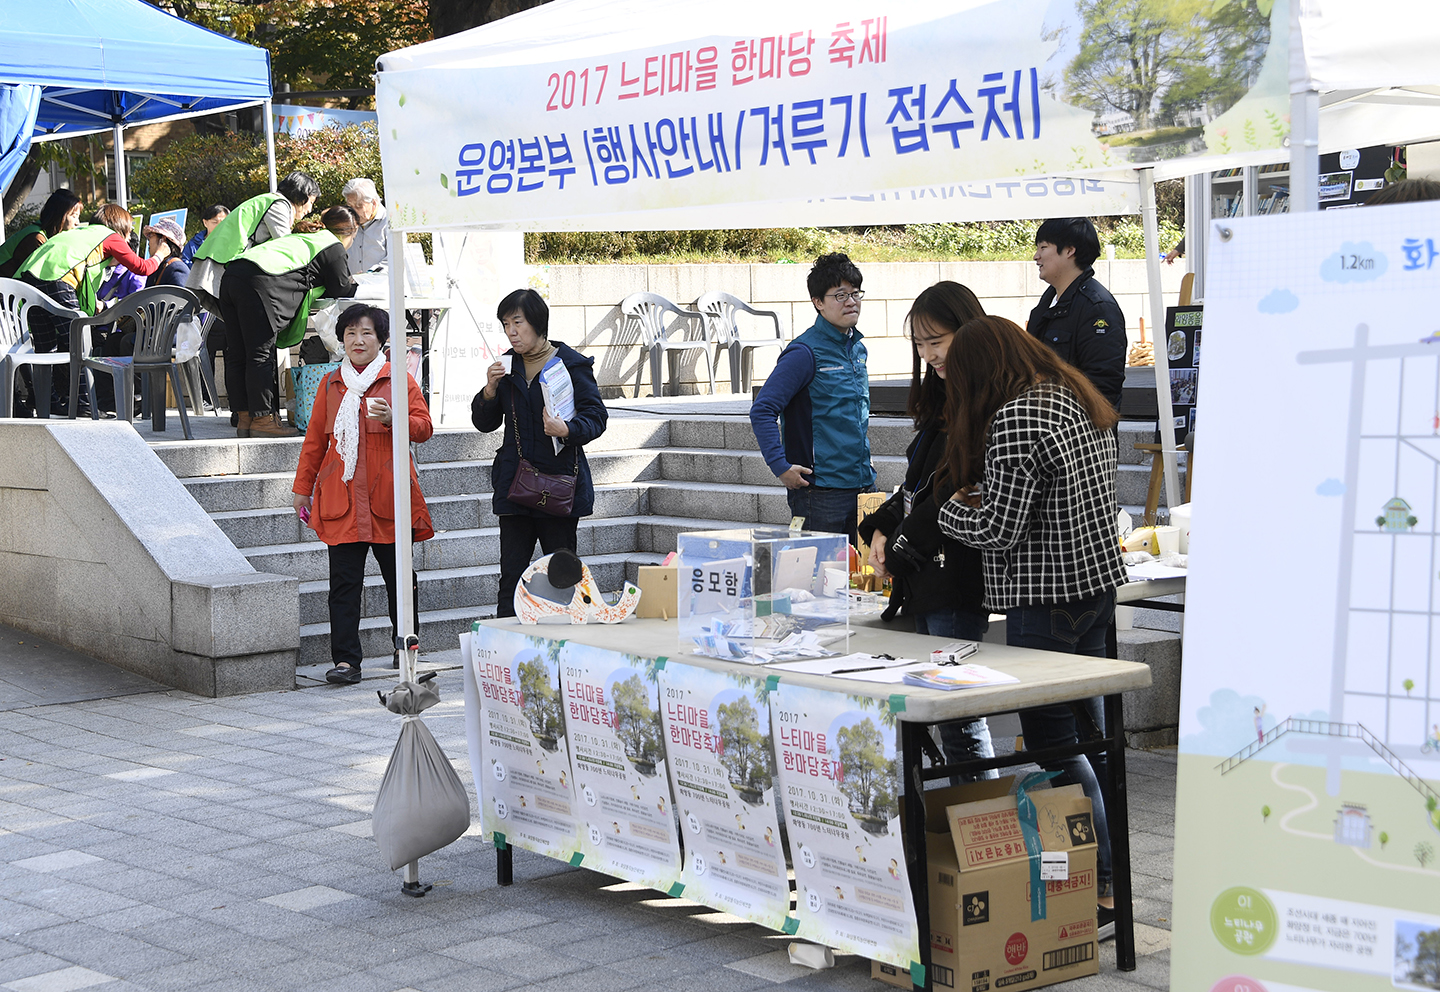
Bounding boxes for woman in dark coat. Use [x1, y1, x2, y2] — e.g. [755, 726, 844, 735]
[857, 280, 995, 778]
[471, 288, 608, 617]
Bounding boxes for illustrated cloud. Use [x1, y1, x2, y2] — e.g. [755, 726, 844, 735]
[1316, 478, 1345, 496]
[1319, 241, 1388, 283]
[1258, 288, 1299, 314]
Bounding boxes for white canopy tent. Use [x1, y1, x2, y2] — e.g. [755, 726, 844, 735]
[369, 0, 1440, 892]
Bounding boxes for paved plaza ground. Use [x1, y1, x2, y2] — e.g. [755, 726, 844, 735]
[0, 625, 1176, 992]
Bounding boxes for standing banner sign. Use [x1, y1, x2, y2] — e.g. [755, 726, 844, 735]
[1172, 203, 1440, 992]
[560, 642, 683, 892]
[377, 0, 1288, 232]
[468, 627, 582, 861]
[656, 662, 792, 931]
[769, 683, 919, 970]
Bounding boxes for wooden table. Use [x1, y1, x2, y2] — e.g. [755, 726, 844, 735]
[475, 617, 1152, 984]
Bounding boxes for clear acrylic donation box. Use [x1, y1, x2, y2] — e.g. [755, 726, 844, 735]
[675, 527, 851, 660]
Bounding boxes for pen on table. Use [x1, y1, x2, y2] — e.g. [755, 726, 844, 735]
[831, 664, 893, 674]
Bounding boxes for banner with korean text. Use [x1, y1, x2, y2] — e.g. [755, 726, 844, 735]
[769, 682, 919, 971]
[376, 0, 1287, 231]
[656, 661, 792, 932]
[1171, 202, 1440, 992]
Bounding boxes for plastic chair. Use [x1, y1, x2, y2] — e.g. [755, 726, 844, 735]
[0, 277, 85, 418]
[72, 286, 202, 439]
[619, 292, 716, 397]
[694, 291, 786, 394]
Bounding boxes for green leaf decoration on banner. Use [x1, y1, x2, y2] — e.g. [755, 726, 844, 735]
[391, 129, 398, 140]
[398, 93, 407, 107]
[440, 173, 449, 189]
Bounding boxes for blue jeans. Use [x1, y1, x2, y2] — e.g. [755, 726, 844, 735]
[786, 485, 864, 543]
[915, 608, 997, 782]
[1007, 590, 1116, 897]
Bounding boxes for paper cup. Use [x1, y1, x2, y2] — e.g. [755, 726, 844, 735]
[366, 397, 385, 417]
[498, 354, 513, 375]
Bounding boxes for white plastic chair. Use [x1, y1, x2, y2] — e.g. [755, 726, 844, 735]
[619, 292, 716, 397]
[0, 277, 85, 418]
[694, 291, 786, 394]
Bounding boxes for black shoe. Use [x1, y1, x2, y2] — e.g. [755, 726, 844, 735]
[392, 652, 401, 670]
[1097, 905, 1116, 942]
[325, 664, 362, 684]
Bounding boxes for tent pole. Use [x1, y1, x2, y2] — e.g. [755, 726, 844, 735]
[1140, 167, 1182, 506]
[1289, 87, 1320, 212]
[112, 122, 127, 208]
[263, 99, 278, 193]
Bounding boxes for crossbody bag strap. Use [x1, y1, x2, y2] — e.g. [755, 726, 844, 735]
[508, 387, 579, 478]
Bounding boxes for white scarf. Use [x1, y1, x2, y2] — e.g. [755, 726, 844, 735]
[335, 354, 386, 483]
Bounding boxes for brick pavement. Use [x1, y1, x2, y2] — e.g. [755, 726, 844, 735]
[0, 630, 1175, 992]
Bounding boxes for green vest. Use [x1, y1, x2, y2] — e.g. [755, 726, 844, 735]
[238, 231, 342, 348]
[193, 192, 285, 264]
[0, 224, 41, 267]
[19, 224, 114, 314]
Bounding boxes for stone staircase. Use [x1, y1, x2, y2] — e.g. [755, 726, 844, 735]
[149, 413, 1180, 684]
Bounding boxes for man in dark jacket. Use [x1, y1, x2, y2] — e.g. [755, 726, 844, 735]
[1027, 217, 1126, 409]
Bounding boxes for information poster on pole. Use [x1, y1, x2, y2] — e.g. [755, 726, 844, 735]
[768, 682, 919, 970]
[656, 661, 792, 931]
[469, 625, 582, 862]
[1172, 203, 1440, 992]
[559, 642, 683, 893]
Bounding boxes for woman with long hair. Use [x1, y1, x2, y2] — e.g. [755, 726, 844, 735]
[857, 281, 995, 779]
[936, 314, 1125, 934]
[0, 188, 83, 279]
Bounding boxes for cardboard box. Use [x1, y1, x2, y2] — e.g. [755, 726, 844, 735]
[635, 566, 678, 619]
[872, 782, 1099, 991]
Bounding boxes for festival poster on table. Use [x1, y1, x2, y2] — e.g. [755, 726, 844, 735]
[768, 682, 919, 970]
[656, 661, 792, 932]
[1171, 202, 1440, 992]
[468, 625, 581, 861]
[559, 642, 683, 892]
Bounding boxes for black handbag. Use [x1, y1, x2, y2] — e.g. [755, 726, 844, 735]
[505, 394, 577, 516]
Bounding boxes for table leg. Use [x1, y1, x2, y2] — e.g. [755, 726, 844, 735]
[419, 308, 432, 402]
[497, 835, 513, 886]
[900, 721, 932, 991]
[1104, 693, 1136, 971]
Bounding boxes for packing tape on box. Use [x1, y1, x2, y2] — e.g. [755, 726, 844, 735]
[1015, 770, 1063, 921]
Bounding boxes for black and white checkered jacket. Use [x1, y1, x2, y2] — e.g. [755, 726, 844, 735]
[938, 382, 1125, 611]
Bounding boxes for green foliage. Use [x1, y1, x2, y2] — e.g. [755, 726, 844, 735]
[130, 123, 383, 235]
[836, 718, 897, 822]
[525, 227, 826, 264]
[1404, 678, 1416, 695]
[612, 674, 664, 767]
[1397, 925, 1440, 989]
[1379, 831, 1388, 848]
[717, 696, 772, 794]
[517, 655, 563, 741]
[1260, 804, 1270, 822]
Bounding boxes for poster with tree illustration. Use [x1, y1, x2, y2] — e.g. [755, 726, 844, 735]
[768, 682, 919, 970]
[560, 641, 682, 893]
[469, 626, 581, 862]
[657, 662, 791, 932]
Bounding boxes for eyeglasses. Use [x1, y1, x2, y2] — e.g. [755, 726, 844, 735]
[826, 290, 865, 303]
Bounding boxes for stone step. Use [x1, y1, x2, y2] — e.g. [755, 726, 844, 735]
[646, 479, 794, 526]
[1116, 626, 1182, 743]
[180, 448, 666, 511]
[664, 415, 915, 457]
[295, 551, 667, 627]
[150, 419, 678, 479]
[211, 483, 655, 549]
[298, 552, 665, 664]
[656, 447, 909, 491]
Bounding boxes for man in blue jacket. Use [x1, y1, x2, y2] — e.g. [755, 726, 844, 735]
[749, 253, 875, 541]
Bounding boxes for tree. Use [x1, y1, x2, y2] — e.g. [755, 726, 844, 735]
[836, 718, 897, 822]
[1401, 927, 1440, 988]
[1404, 679, 1415, 696]
[1417, 842, 1435, 870]
[612, 674, 663, 767]
[1379, 831, 1389, 849]
[1261, 805, 1270, 823]
[428, 0, 552, 39]
[1065, 0, 1269, 134]
[717, 696, 771, 794]
[517, 654, 562, 742]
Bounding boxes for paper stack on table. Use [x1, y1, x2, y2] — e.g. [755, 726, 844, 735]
[901, 664, 1019, 690]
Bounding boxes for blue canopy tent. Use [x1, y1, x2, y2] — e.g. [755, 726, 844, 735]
[0, 0, 275, 217]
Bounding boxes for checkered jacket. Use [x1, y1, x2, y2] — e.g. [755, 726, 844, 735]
[938, 382, 1125, 611]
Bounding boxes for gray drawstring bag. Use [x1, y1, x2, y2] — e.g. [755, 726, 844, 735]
[372, 679, 472, 871]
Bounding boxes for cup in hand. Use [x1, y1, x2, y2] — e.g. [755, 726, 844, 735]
[366, 397, 385, 418]
[498, 354, 513, 375]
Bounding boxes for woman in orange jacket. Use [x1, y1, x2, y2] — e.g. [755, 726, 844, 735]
[291, 304, 435, 684]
